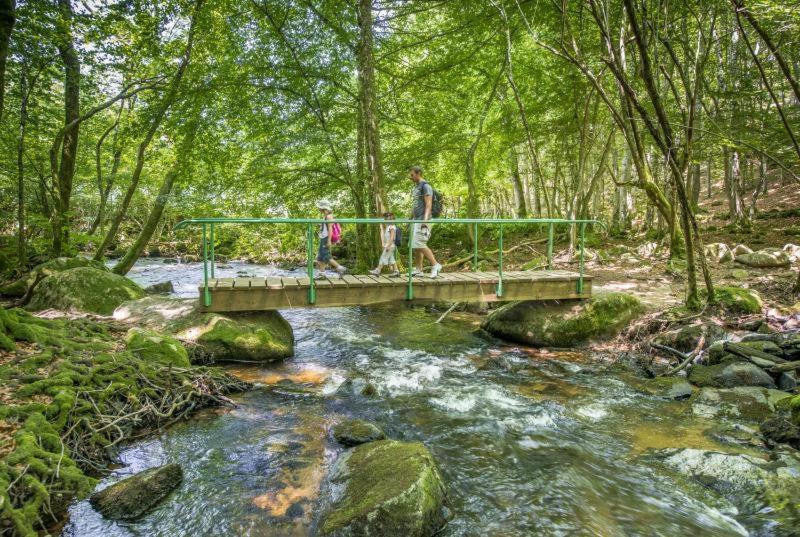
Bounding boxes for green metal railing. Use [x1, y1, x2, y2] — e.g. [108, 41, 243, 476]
[173, 217, 601, 307]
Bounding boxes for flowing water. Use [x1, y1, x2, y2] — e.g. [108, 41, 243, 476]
[64, 259, 762, 536]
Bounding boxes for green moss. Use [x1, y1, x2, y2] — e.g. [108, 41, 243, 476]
[482, 291, 644, 347]
[0, 307, 249, 536]
[332, 419, 386, 447]
[789, 395, 800, 426]
[27, 266, 145, 315]
[125, 328, 190, 367]
[0, 257, 109, 298]
[320, 440, 446, 536]
[711, 286, 763, 314]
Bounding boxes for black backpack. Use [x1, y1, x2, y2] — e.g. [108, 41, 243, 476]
[419, 181, 444, 218]
[394, 226, 403, 247]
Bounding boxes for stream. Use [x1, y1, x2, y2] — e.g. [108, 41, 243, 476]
[63, 258, 761, 536]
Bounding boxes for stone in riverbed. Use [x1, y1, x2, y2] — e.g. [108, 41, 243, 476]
[114, 296, 294, 363]
[145, 280, 175, 294]
[481, 291, 644, 347]
[760, 416, 800, 449]
[630, 376, 694, 400]
[27, 267, 145, 315]
[125, 327, 190, 367]
[332, 419, 386, 447]
[690, 386, 791, 421]
[688, 360, 775, 389]
[90, 463, 183, 520]
[319, 440, 447, 537]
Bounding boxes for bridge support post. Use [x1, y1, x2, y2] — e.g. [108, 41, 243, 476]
[577, 222, 586, 294]
[497, 223, 504, 298]
[406, 224, 414, 300]
[306, 223, 316, 305]
[472, 222, 479, 270]
[547, 223, 554, 269]
[209, 223, 215, 278]
[202, 223, 211, 307]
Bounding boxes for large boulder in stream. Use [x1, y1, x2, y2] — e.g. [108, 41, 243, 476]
[688, 360, 776, 389]
[114, 296, 294, 363]
[0, 256, 109, 297]
[481, 291, 643, 347]
[319, 440, 447, 537]
[655, 448, 800, 529]
[90, 463, 183, 520]
[26, 267, 145, 315]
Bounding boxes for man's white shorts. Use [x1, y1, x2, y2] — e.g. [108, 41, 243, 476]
[411, 223, 432, 249]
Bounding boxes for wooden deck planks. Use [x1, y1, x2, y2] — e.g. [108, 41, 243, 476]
[198, 270, 592, 311]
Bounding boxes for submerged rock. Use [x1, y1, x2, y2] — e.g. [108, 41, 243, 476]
[320, 440, 447, 536]
[690, 386, 791, 421]
[114, 296, 294, 363]
[125, 327, 190, 367]
[332, 419, 386, 447]
[656, 448, 800, 525]
[630, 376, 694, 400]
[688, 360, 775, 389]
[481, 292, 644, 347]
[90, 463, 183, 520]
[145, 280, 175, 294]
[27, 267, 145, 315]
[0, 256, 109, 297]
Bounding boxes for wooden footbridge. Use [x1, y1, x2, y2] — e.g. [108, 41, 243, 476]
[173, 218, 598, 312]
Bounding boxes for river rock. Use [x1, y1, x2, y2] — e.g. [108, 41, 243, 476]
[735, 249, 791, 269]
[125, 327, 190, 367]
[0, 256, 109, 297]
[145, 280, 175, 294]
[704, 243, 733, 263]
[690, 387, 791, 421]
[332, 419, 386, 447]
[630, 376, 693, 400]
[319, 440, 447, 537]
[652, 322, 727, 353]
[688, 360, 775, 389]
[481, 292, 644, 347]
[760, 416, 800, 449]
[27, 267, 145, 315]
[113, 296, 294, 363]
[656, 448, 800, 523]
[90, 463, 183, 520]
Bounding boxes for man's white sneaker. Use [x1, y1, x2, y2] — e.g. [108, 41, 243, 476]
[429, 263, 442, 278]
[411, 269, 423, 276]
[368, 268, 380, 276]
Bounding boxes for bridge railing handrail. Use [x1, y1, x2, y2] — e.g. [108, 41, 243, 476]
[172, 217, 603, 307]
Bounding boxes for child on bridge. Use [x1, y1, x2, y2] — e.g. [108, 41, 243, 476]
[369, 212, 401, 277]
[315, 199, 348, 278]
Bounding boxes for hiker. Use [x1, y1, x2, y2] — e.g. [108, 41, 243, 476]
[369, 212, 401, 277]
[409, 165, 442, 277]
[315, 199, 347, 278]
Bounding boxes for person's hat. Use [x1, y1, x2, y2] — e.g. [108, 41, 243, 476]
[316, 199, 332, 211]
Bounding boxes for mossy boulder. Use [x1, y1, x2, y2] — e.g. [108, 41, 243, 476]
[114, 296, 294, 363]
[90, 464, 183, 520]
[690, 387, 790, 421]
[0, 256, 109, 297]
[711, 286, 763, 315]
[735, 249, 791, 268]
[125, 328, 190, 367]
[320, 440, 447, 537]
[790, 395, 800, 426]
[332, 419, 386, 447]
[27, 267, 145, 315]
[688, 360, 775, 389]
[481, 292, 644, 347]
[630, 376, 694, 400]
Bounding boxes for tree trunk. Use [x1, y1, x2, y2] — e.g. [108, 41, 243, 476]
[89, 103, 123, 234]
[94, 0, 203, 260]
[52, 0, 80, 256]
[356, 0, 387, 215]
[113, 114, 201, 275]
[0, 0, 14, 122]
[16, 68, 27, 264]
[510, 148, 527, 218]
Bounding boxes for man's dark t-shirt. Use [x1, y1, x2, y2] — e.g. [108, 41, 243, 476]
[411, 181, 434, 220]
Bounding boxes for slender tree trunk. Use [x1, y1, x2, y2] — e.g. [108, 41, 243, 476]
[0, 0, 14, 122]
[510, 149, 528, 218]
[95, 0, 203, 260]
[113, 114, 201, 275]
[89, 103, 123, 234]
[356, 0, 387, 215]
[16, 68, 28, 264]
[52, 0, 80, 256]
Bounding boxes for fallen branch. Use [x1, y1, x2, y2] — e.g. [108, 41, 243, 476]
[443, 238, 548, 269]
[655, 334, 705, 377]
[435, 303, 460, 324]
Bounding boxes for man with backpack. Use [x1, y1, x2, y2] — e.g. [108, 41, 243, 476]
[409, 165, 442, 278]
[315, 199, 348, 278]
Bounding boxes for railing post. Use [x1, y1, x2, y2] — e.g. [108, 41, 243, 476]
[306, 222, 316, 305]
[472, 222, 479, 271]
[577, 222, 586, 295]
[209, 223, 216, 278]
[547, 222, 554, 270]
[406, 224, 414, 300]
[497, 223, 504, 298]
[201, 223, 210, 307]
